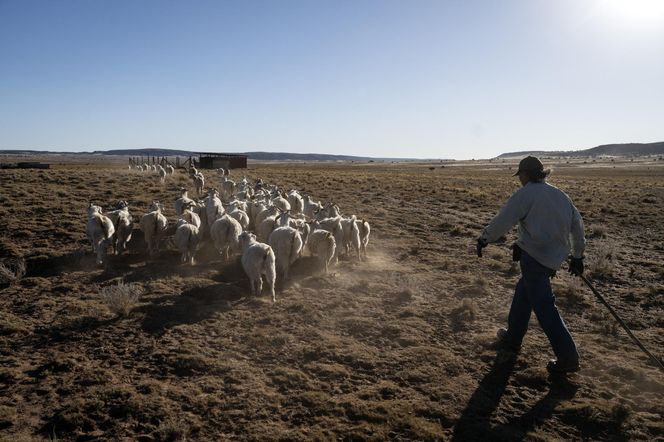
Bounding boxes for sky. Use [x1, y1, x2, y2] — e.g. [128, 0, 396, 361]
[1, 0, 663, 159]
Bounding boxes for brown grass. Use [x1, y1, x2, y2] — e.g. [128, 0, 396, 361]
[99, 282, 143, 317]
[0, 156, 662, 440]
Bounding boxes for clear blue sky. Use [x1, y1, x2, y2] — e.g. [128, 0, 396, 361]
[1, 0, 663, 159]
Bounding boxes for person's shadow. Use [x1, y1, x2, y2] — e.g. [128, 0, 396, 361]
[451, 351, 578, 441]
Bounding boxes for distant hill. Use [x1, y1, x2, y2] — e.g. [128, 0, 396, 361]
[497, 142, 664, 159]
[100, 149, 407, 161]
[0, 148, 412, 162]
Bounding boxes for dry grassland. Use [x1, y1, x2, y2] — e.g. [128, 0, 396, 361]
[0, 157, 663, 441]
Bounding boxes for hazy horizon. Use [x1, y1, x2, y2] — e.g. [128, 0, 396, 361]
[1, 0, 663, 160]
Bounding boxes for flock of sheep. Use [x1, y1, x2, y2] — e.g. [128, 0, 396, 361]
[86, 166, 370, 302]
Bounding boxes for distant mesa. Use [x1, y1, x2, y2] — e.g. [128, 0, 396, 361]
[2, 141, 662, 160]
[497, 141, 664, 159]
[100, 149, 412, 162]
[0, 148, 416, 162]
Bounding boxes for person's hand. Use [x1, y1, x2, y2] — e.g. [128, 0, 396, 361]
[476, 238, 488, 257]
[569, 256, 584, 277]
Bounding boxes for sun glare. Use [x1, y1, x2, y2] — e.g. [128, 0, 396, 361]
[598, 0, 664, 29]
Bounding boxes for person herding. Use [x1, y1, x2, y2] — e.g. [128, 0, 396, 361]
[477, 156, 585, 373]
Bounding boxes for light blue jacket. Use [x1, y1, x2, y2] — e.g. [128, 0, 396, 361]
[480, 181, 585, 270]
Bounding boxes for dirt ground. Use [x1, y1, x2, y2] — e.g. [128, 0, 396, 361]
[0, 156, 662, 441]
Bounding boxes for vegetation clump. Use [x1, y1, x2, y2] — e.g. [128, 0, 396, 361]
[99, 281, 142, 317]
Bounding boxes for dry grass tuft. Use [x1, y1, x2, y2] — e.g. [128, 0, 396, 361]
[611, 401, 632, 428]
[451, 298, 478, 331]
[588, 239, 618, 279]
[0, 258, 26, 286]
[99, 282, 142, 317]
[555, 274, 587, 307]
[587, 224, 608, 238]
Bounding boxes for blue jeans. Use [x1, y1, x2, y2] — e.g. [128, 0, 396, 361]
[505, 251, 579, 362]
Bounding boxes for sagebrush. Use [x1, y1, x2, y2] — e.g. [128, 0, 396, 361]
[99, 282, 142, 316]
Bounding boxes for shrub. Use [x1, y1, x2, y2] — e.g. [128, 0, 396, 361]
[555, 274, 586, 307]
[99, 282, 142, 317]
[587, 224, 608, 238]
[0, 258, 26, 286]
[450, 298, 478, 331]
[588, 239, 618, 279]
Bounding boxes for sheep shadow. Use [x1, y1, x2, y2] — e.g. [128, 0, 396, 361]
[138, 282, 244, 336]
[211, 257, 247, 283]
[25, 249, 95, 277]
[289, 256, 324, 278]
[30, 316, 118, 349]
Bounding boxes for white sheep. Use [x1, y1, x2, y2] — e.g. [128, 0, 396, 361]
[271, 195, 291, 212]
[194, 172, 205, 196]
[107, 200, 133, 255]
[313, 216, 344, 263]
[86, 203, 115, 265]
[306, 229, 336, 274]
[166, 164, 175, 175]
[287, 190, 304, 215]
[227, 208, 250, 230]
[180, 207, 201, 229]
[221, 177, 236, 202]
[174, 219, 200, 265]
[175, 188, 194, 216]
[355, 219, 371, 258]
[157, 165, 167, 183]
[248, 200, 267, 230]
[227, 199, 248, 214]
[139, 201, 168, 257]
[268, 224, 303, 281]
[340, 215, 361, 260]
[191, 200, 209, 238]
[296, 221, 311, 254]
[239, 232, 276, 302]
[235, 189, 253, 200]
[257, 212, 280, 243]
[254, 205, 279, 230]
[315, 202, 340, 220]
[303, 195, 322, 219]
[205, 188, 225, 228]
[210, 214, 243, 261]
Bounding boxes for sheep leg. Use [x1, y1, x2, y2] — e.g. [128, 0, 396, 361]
[265, 268, 276, 303]
[256, 277, 263, 297]
[96, 240, 104, 265]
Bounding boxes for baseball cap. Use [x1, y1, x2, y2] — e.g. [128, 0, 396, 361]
[513, 156, 545, 176]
